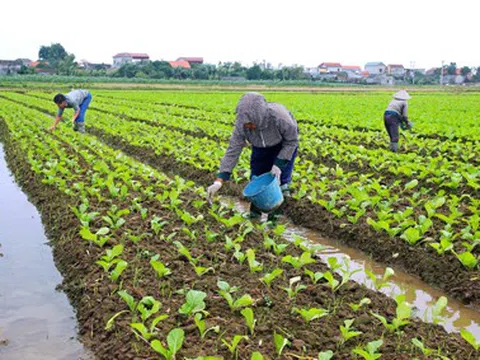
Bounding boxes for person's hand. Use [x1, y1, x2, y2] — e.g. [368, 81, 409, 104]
[207, 181, 223, 204]
[271, 165, 282, 183]
[49, 125, 56, 131]
[71, 118, 76, 124]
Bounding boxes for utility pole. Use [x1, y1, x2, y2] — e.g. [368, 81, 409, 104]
[440, 60, 445, 85]
[410, 61, 415, 84]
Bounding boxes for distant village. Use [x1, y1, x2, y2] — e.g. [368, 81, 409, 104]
[1, 51, 478, 85]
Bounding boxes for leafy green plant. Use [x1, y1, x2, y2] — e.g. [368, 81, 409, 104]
[96, 244, 124, 272]
[318, 350, 334, 360]
[222, 335, 248, 358]
[118, 290, 137, 312]
[150, 328, 185, 360]
[260, 268, 283, 287]
[137, 296, 162, 322]
[339, 319, 362, 345]
[349, 298, 371, 312]
[151, 216, 169, 235]
[130, 314, 168, 340]
[372, 295, 411, 333]
[281, 276, 307, 299]
[365, 267, 394, 291]
[217, 280, 253, 311]
[194, 313, 220, 339]
[246, 249, 263, 273]
[251, 352, 264, 360]
[293, 307, 329, 323]
[103, 204, 130, 230]
[352, 339, 383, 360]
[273, 332, 290, 356]
[304, 269, 324, 284]
[178, 289, 207, 317]
[460, 328, 480, 350]
[240, 307, 256, 335]
[80, 226, 110, 247]
[282, 251, 316, 269]
[150, 255, 172, 278]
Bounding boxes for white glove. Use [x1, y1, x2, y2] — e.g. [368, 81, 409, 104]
[271, 165, 282, 183]
[207, 181, 223, 203]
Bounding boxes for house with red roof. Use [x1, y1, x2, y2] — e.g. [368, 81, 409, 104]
[318, 62, 342, 73]
[342, 65, 361, 74]
[176, 57, 203, 65]
[169, 60, 191, 69]
[112, 53, 150, 68]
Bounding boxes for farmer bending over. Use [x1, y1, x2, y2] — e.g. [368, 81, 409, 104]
[51, 89, 92, 133]
[207, 92, 299, 221]
[384, 90, 412, 152]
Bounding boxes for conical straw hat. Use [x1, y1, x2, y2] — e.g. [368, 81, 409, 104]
[393, 90, 411, 100]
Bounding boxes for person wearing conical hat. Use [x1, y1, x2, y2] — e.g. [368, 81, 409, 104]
[384, 90, 412, 152]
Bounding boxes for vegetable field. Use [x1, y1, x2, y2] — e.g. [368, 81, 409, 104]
[0, 89, 479, 359]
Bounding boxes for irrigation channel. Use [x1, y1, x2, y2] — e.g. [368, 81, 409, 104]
[0, 144, 92, 359]
[225, 197, 480, 341]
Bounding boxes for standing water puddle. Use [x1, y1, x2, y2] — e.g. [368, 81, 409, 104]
[224, 197, 480, 341]
[0, 144, 92, 359]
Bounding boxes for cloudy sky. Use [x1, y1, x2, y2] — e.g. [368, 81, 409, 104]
[1, 0, 478, 70]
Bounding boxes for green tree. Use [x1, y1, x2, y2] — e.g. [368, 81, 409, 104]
[38, 43, 68, 67]
[56, 54, 77, 75]
[446, 62, 457, 75]
[246, 64, 262, 80]
[461, 66, 471, 76]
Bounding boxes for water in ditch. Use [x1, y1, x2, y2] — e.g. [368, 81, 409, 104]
[0, 143, 92, 360]
[224, 197, 480, 341]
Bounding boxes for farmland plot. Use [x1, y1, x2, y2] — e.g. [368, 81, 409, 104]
[0, 89, 479, 359]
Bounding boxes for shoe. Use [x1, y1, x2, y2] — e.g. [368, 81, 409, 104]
[390, 142, 399, 152]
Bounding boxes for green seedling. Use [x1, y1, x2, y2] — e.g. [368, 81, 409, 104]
[293, 307, 329, 323]
[282, 251, 316, 269]
[192, 263, 215, 277]
[251, 352, 264, 360]
[246, 249, 263, 273]
[318, 350, 334, 360]
[150, 328, 185, 360]
[273, 332, 290, 356]
[130, 314, 168, 340]
[118, 290, 137, 312]
[217, 280, 253, 312]
[304, 269, 324, 284]
[137, 296, 162, 322]
[80, 226, 110, 247]
[263, 236, 289, 255]
[150, 255, 172, 278]
[233, 244, 246, 264]
[222, 335, 248, 358]
[71, 202, 99, 226]
[174, 241, 198, 264]
[105, 310, 129, 330]
[339, 319, 362, 345]
[349, 298, 371, 312]
[110, 260, 128, 281]
[260, 268, 283, 288]
[281, 276, 307, 299]
[96, 244, 124, 272]
[454, 250, 478, 270]
[103, 204, 130, 230]
[371, 294, 411, 333]
[352, 339, 383, 360]
[179, 289, 207, 317]
[151, 216, 169, 235]
[194, 313, 220, 339]
[460, 328, 480, 350]
[241, 307, 256, 335]
[366, 267, 394, 291]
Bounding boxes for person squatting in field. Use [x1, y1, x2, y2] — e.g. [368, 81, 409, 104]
[384, 90, 413, 152]
[50, 89, 92, 133]
[207, 92, 299, 221]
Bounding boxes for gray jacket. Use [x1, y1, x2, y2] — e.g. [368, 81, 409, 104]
[219, 93, 298, 175]
[57, 89, 89, 117]
[386, 99, 408, 119]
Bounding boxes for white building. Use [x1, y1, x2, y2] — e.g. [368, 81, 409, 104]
[387, 64, 406, 77]
[365, 62, 387, 75]
[318, 62, 342, 73]
[112, 53, 150, 68]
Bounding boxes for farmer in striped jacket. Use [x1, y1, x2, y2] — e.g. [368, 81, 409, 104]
[50, 89, 92, 133]
[207, 92, 299, 220]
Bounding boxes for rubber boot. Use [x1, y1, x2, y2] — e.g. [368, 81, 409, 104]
[390, 142, 399, 153]
[249, 202, 262, 220]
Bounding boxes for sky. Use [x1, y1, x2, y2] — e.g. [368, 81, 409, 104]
[1, 0, 478, 70]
